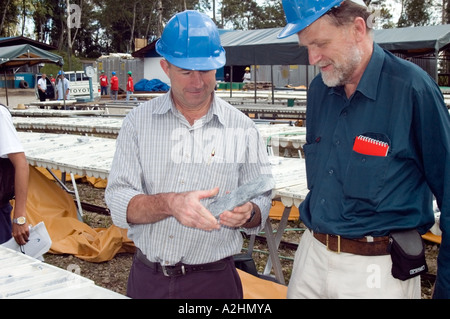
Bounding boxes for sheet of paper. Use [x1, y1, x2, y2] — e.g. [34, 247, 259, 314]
[2, 221, 52, 259]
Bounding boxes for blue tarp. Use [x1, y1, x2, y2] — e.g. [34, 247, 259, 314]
[134, 78, 170, 92]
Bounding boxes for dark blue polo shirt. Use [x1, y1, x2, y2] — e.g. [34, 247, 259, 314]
[300, 43, 450, 297]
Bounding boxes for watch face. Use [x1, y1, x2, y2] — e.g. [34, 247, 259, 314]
[16, 216, 26, 225]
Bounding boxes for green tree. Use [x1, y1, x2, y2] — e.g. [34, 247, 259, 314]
[398, 0, 431, 26]
[252, 0, 286, 29]
[0, 0, 20, 36]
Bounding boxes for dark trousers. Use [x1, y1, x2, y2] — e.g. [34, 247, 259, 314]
[0, 203, 12, 244]
[101, 86, 108, 95]
[127, 253, 243, 299]
[38, 90, 46, 102]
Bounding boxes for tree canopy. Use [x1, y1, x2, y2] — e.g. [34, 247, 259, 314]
[1, 0, 448, 60]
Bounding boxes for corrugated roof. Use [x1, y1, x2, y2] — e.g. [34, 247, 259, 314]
[220, 24, 450, 65]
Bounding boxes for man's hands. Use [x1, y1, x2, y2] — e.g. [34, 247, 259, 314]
[12, 222, 29, 246]
[169, 187, 221, 231]
[128, 187, 258, 231]
[169, 187, 256, 231]
[218, 202, 254, 228]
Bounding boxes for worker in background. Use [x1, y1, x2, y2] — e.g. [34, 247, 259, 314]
[99, 70, 108, 96]
[126, 71, 134, 101]
[37, 73, 47, 102]
[56, 71, 70, 101]
[110, 71, 119, 100]
[278, 0, 450, 299]
[242, 66, 251, 83]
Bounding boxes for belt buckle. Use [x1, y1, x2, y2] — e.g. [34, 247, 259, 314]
[161, 264, 186, 277]
[326, 234, 341, 253]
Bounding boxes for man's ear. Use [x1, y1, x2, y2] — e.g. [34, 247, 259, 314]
[353, 16, 367, 42]
[160, 59, 170, 76]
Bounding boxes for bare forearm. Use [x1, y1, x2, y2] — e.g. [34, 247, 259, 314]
[126, 193, 174, 224]
[125, 188, 220, 231]
[9, 153, 29, 217]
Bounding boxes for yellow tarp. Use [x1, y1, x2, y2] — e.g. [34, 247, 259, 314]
[237, 269, 287, 299]
[14, 166, 135, 262]
[269, 200, 299, 220]
[12, 165, 287, 298]
[35, 167, 108, 188]
[422, 232, 442, 244]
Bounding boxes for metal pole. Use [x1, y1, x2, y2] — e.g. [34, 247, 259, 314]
[61, 69, 67, 110]
[230, 66, 233, 98]
[253, 64, 256, 103]
[271, 65, 274, 104]
[3, 70, 9, 106]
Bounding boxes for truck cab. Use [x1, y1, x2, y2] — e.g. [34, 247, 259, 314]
[64, 71, 99, 99]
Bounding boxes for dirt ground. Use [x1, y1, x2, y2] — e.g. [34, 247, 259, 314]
[0, 88, 38, 107]
[42, 181, 439, 299]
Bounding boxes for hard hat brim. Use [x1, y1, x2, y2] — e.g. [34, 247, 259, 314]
[157, 44, 226, 71]
[278, 0, 343, 39]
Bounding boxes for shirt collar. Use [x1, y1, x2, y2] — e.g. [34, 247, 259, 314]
[329, 42, 385, 101]
[154, 90, 226, 127]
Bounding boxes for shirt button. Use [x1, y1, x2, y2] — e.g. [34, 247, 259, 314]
[328, 169, 334, 175]
[169, 235, 174, 239]
[320, 198, 326, 204]
[335, 140, 340, 145]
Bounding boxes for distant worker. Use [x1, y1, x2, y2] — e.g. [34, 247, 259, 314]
[49, 74, 56, 85]
[110, 71, 119, 100]
[99, 70, 109, 96]
[37, 74, 47, 102]
[126, 71, 134, 101]
[56, 71, 70, 101]
[242, 67, 251, 83]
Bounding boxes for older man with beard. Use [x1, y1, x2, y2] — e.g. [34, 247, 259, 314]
[278, 0, 450, 299]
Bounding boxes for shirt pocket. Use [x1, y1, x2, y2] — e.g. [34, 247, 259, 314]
[343, 151, 391, 205]
[303, 142, 319, 190]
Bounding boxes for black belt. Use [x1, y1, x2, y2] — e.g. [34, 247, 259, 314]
[136, 249, 228, 277]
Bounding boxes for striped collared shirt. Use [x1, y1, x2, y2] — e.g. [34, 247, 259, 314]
[105, 91, 273, 265]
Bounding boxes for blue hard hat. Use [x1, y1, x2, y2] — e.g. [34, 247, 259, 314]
[278, 0, 344, 39]
[156, 10, 226, 71]
[112, 71, 116, 75]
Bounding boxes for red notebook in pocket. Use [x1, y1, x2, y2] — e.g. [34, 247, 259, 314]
[353, 135, 389, 156]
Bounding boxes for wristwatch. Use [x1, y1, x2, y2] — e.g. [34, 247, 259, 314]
[246, 209, 256, 224]
[13, 216, 27, 225]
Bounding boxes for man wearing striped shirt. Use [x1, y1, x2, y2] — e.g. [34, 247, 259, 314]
[105, 10, 273, 299]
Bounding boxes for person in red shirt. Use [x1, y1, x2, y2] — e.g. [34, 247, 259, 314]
[126, 71, 134, 101]
[110, 71, 119, 100]
[99, 70, 108, 96]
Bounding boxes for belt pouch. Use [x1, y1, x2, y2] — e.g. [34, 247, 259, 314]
[388, 229, 428, 280]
